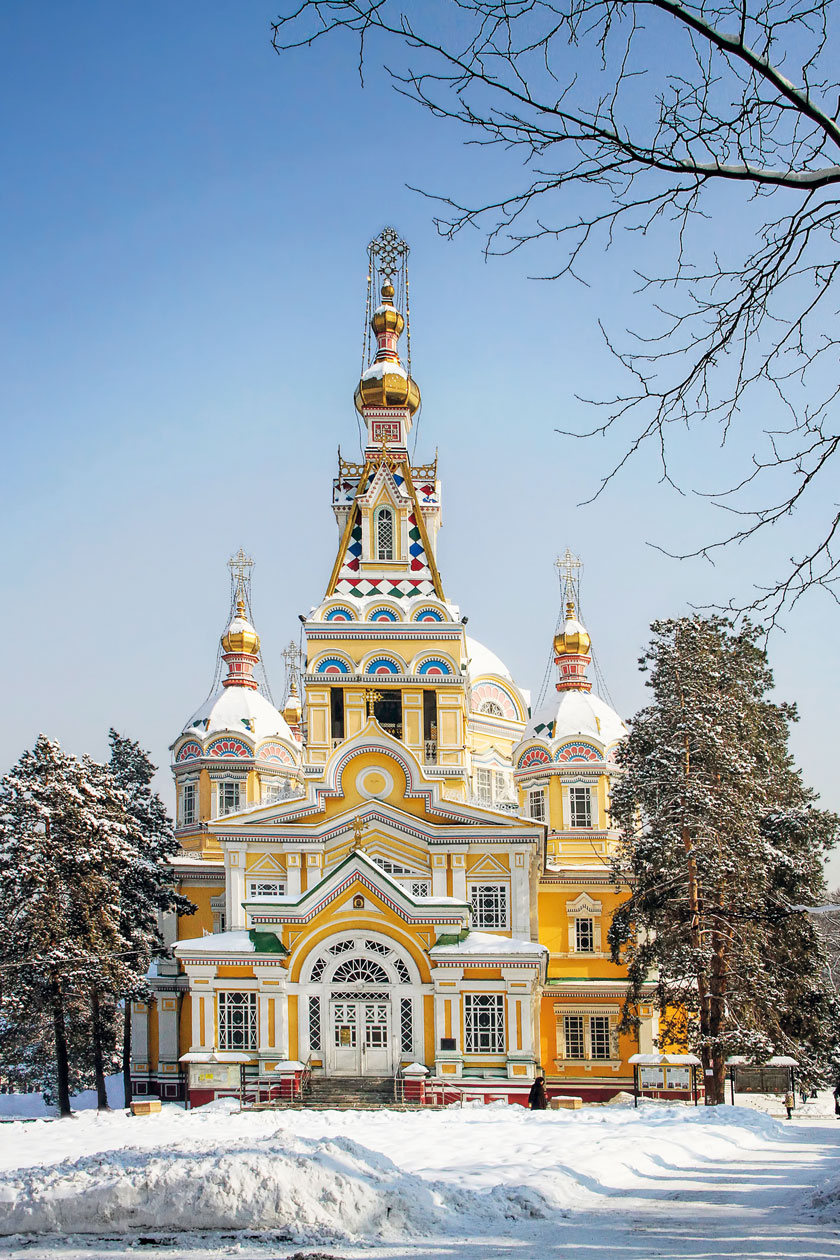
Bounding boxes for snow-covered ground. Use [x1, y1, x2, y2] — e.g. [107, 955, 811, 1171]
[0, 1096, 838, 1259]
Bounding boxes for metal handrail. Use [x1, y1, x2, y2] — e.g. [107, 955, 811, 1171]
[298, 1054, 313, 1100]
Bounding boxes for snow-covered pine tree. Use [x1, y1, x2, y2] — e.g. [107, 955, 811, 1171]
[0, 736, 133, 1116]
[107, 729, 194, 1107]
[608, 617, 839, 1104]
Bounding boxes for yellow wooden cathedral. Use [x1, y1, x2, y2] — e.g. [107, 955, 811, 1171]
[132, 229, 664, 1107]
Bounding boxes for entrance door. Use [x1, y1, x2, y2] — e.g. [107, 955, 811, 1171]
[328, 1000, 392, 1075]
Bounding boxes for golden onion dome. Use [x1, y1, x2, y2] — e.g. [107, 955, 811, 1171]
[355, 281, 421, 415]
[554, 602, 592, 657]
[221, 599, 260, 656]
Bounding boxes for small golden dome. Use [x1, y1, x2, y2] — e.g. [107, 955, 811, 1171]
[355, 281, 421, 415]
[222, 599, 260, 656]
[554, 602, 591, 657]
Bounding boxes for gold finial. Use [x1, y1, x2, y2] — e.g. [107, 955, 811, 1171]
[364, 687, 382, 717]
[351, 815, 369, 852]
[369, 226, 408, 284]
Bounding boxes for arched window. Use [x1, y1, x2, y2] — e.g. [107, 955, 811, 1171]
[479, 700, 504, 717]
[331, 957, 390, 985]
[375, 507, 395, 561]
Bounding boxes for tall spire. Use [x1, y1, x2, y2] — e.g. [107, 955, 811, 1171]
[355, 227, 420, 430]
[221, 549, 261, 689]
[553, 549, 592, 692]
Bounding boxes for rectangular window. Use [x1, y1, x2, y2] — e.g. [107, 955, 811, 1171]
[218, 781, 240, 817]
[247, 880, 286, 899]
[495, 771, 511, 802]
[469, 884, 509, 929]
[563, 1014, 585, 1059]
[308, 995, 322, 1052]
[476, 768, 492, 804]
[400, 997, 413, 1052]
[410, 880, 431, 898]
[330, 687, 345, 741]
[376, 507, 395, 561]
[528, 789, 546, 823]
[574, 917, 595, 952]
[218, 991, 257, 1051]
[464, 993, 505, 1053]
[262, 783, 286, 805]
[181, 783, 196, 826]
[569, 786, 592, 828]
[589, 1015, 612, 1060]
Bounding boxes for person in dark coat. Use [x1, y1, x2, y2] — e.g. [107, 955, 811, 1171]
[528, 1077, 548, 1110]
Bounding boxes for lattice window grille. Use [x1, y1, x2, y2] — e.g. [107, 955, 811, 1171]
[563, 1014, 585, 1059]
[475, 768, 492, 804]
[332, 1002, 357, 1047]
[574, 917, 595, 952]
[365, 939, 391, 955]
[400, 997, 413, 1052]
[464, 993, 505, 1054]
[372, 857, 413, 875]
[328, 940, 356, 955]
[247, 880, 286, 899]
[218, 991, 257, 1051]
[376, 507, 395, 561]
[479, 700, 504, 717]
[589, 1015, 612, 1060]
[393, 958, 411, 983]
[569, 786, 593, 828]
[364, 1003, 389, 1047]
[528, 789, 546, 823]
[308, 995, 322, 1051]
[218, 781, 241, 817]
[469, 884, 509, 930]
[310, 958, 327, 983]
[331, 957, 390, 985]
[410, 881, 431, 898]
[182, 783, 196, 825]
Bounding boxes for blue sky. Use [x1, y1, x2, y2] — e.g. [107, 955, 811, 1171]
[2, 3, 838, 879]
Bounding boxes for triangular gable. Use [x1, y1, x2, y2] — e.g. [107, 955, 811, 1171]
[247, 853, 287, 876]
[469, 853, 511, 877]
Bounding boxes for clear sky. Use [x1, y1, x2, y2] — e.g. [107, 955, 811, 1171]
[2, 4, 838, 881]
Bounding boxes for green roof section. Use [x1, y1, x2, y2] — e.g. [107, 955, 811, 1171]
[248, 930, 289, 955]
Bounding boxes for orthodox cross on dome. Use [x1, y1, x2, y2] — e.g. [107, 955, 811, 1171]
[228, 547, 254, 610]
[364, 687, 382, 717]
[556, 547, 582, 611]
[369, 226, 409, 281]
[281, 639, 301, 702]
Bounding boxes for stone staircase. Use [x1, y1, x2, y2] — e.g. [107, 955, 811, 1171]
[245, 1074, 424, 1111]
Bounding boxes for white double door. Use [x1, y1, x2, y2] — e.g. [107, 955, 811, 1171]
[329, 998, 393, 1075]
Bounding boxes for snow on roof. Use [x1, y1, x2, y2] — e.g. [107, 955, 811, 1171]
[184, 685, 299, 749]
[174, 930, 255, 955]
[361, 360, 408, 381]
[466, 635, 514, 683]
[169, 854, 225, 867]
[430, 931, 547, 957]
[522, 688, 627, 748]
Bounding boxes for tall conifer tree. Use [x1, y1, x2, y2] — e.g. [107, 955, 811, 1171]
[609, 617, 838, 1103]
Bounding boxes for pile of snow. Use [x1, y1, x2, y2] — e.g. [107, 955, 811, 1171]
[0, 1073, 124, 1119]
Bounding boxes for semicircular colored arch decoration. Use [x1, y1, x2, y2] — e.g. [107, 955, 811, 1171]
[556, 742, 602, 763]
[417, 657, 454, 676]
[176, 741, 203, 763]
[471, 682, 518, 721]
[206, 737, 252, 759]
[315, 657, 351, 675]
[367, 606, 400, 622]
[366, 656, 401, 675]
[257, 742, 295, 765]
[324, 606, 356, 622]
[412, 605, 444, 622]
[517, 745, 552, 770]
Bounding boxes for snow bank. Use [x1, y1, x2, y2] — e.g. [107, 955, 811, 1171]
[0, 1128, 548, 1239]
[0, 1074, 124, 1119]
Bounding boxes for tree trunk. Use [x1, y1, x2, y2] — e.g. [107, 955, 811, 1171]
[90, 987, 110, 1110]
[122, 1000, 132, 1110]
[50, 976, 72, 1118]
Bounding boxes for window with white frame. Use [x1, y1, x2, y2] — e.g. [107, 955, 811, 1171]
[574, 916, 595, 953]
[247, 879, 286, 899]
[475, 768, 492, 804]
[375, 506, 395, 561]
[558, 1010, 618, 1061]
[495, 771, 513, 802]
[181, 782, 196, 826]
[528, 788, 546, 822]
[410, 880, 431, 898]
[218, 991, 257, 1050]
[217, 781, 240, 817]
[262, 782, 287, 804]
[479, 700, 504, 717]
[469, 883, 509, 929]
[464, 993, 505, 1053]
[569, 786, 593, 828]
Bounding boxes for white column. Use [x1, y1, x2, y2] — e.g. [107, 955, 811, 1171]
[506, 994, 518, 1054]
[201, 992, 215, 1049]
[451, 859, 466, 902]
[227, 846, 247, 929]
[258, 994, 270, 1051]
[190, 991, 201, 1050]
[287, 854, 302, 897]
[274, 990, 289, 1058]
[432, 855, 447, 897]
[511, 857, 530, 937]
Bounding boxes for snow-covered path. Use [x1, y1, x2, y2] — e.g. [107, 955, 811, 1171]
[0, 1102, 838, 1259]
